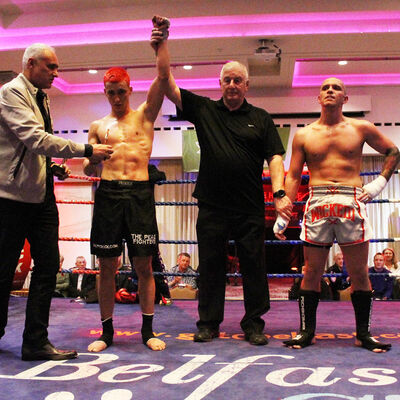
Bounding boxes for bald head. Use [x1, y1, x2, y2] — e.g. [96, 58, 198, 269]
[320, 77, 347, 95]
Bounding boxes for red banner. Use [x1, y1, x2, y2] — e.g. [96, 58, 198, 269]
[12, 240, 32, 290]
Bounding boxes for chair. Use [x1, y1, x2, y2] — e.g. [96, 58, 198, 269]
[170, 286, 198, 299]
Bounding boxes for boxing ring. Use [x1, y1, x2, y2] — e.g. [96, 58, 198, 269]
[3, 171, 400, 400]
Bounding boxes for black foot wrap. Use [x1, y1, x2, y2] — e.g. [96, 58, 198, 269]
[283, 331, 315, 348]
[351, 290, 391, 352]
[356, 334, 392, 352]
[141, 314, 155, 345]
[99, 318, 114, 348]
[284, 290, 319, 349]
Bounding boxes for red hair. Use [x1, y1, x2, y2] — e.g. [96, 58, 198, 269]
[103, 67, 130, 86]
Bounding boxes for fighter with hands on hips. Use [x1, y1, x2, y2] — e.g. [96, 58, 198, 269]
[83, 16, 170, 352]
[274, 77, 399, 352]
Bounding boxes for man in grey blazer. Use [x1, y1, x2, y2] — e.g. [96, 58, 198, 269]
[0, 43, 113, 360]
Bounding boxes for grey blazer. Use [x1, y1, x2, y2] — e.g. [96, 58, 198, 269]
[0, 73, 86, 203]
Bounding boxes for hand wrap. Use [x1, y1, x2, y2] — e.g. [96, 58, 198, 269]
[273, 214, 290, 234]
[362, 175, 387, 199]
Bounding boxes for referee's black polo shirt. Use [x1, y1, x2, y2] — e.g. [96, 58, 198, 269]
[177, 88, 285, 216]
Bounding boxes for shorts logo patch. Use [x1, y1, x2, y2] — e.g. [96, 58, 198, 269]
[327, 186, 339, 194]
[311, 203, 355, 222]
[131, 234, 156, 245]
[93, 243, 119, 249]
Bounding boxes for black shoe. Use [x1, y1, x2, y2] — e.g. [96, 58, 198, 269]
[21, 342, 78, 361]
[194, 328, 219, 342]
[244, 332, 268, 346]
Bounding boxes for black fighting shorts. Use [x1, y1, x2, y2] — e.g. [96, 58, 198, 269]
[90, 180, 158, 258]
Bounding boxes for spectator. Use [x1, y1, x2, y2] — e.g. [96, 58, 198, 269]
[168, 253, 197, 290]
[326, 252, 350, 300]
[68, 256, 97, 302]
[53, 255, 69, 298]
[369, 253, 393, 300]
[382, 248, 400, 299]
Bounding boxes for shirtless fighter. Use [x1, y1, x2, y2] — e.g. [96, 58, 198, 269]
[275, 77, 399, 352]
[83, 16, 170, 352]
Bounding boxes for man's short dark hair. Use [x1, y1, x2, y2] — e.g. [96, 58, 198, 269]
[178, 252, 190, 259]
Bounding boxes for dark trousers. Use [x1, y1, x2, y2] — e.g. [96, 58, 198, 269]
[196, 203, 269, 334]
[0, 191, 59, 347]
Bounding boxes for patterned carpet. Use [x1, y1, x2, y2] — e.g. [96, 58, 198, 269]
[1, 298, 399, 400]
[225, 278, 292, 300]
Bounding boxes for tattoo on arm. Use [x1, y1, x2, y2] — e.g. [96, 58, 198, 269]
[381, 146, 400, 180]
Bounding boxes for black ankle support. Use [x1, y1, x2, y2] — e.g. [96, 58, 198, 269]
[298, 289, 320, 334]
[141, 314, 155, 344]
[284, 290, 319, 349]
[351, 290, 373, 338]
[351, 290, 391, 352]
[99, 318, 114, 347]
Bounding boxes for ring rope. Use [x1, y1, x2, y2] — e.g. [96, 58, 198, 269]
[58, 237, 400, 244]
[67, 170, 399, 185]
[55, 198, 400, 206]
[60, 269, 393, 279]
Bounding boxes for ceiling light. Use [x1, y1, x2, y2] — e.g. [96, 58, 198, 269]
[183, 65, 193, 70]
[338, 60, 348, 66]
[88, 69, 98, 74]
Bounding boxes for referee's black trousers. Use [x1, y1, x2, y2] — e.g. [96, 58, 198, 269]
[196, 203, 270, 334]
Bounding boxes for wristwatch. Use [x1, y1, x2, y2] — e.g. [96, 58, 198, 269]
[273, 189, 286, 198]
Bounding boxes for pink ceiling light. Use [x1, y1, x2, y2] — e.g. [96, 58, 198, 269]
[4, 11, 399, 92]
[1, 11, 400, 51]
[52, 77, 220, 94]
[292, 59, 400, 87]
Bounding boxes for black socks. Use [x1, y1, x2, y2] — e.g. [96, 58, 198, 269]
[141, 313, 155, 344]
[283, 290, 319, 348]
[351, 290, 391, 352]
[98, 317, 114, 348]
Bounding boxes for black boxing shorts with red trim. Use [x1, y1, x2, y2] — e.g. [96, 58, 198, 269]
[300, 186, 373, 246]
[90, 180, 158, 258]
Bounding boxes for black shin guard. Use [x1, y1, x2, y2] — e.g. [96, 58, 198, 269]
[98, 318, 114, 348]
[351, 290, 391, 352]
[284, 290, 319, 348]
[141, 314, 155, 344]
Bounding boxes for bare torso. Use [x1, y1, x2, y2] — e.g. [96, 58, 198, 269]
[92, 107, 154, 180]
[300, 117, 366, 187]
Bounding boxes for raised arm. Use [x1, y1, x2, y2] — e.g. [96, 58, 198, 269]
[150, 15, 182, 112]
[358, 121, 400, 202]
[144, 16, 172, 123]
